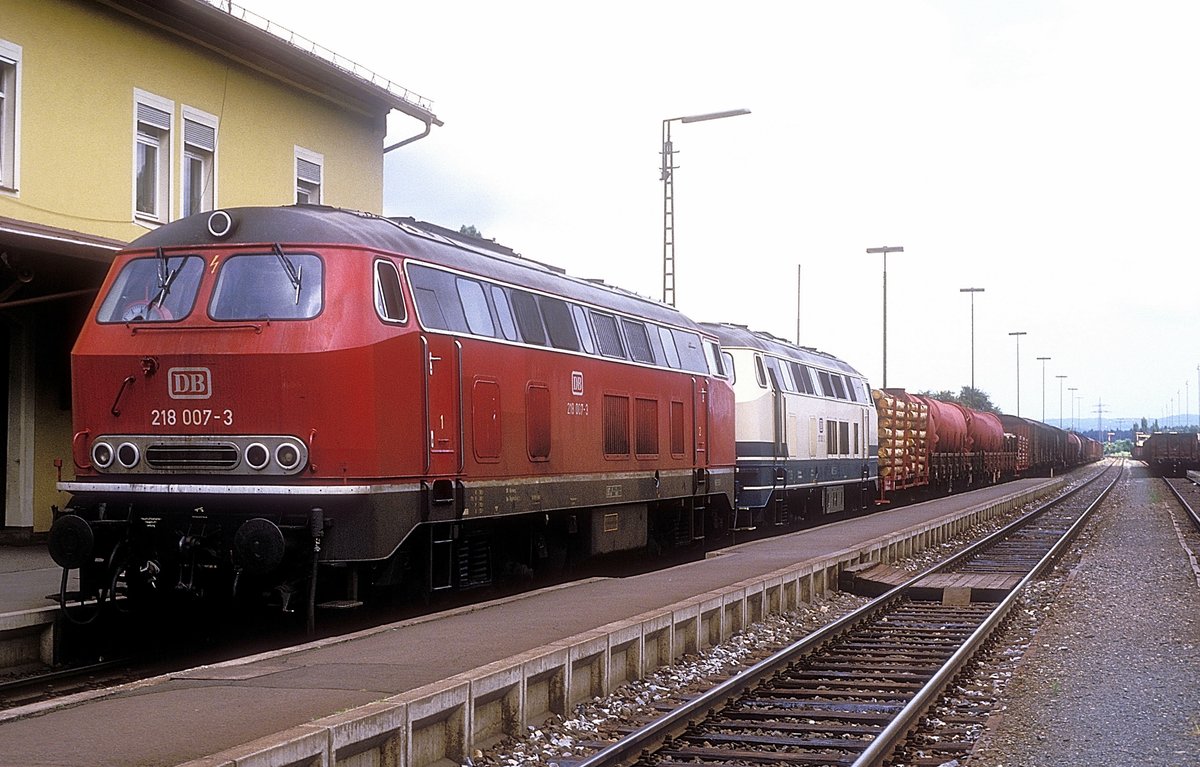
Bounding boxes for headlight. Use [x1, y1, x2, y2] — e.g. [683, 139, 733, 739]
[275, 442, 303, 471]
[245, 443, 270, 471]
[92, 441, 114, 470]
[116, 442, 141, 469]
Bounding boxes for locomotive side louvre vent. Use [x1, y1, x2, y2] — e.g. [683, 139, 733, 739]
[146, 443, 240, 470]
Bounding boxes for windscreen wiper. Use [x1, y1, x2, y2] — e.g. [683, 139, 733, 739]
[272, 243, 303, 305]
[151, 247, 183, 309]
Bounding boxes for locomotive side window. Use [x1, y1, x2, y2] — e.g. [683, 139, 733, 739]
[671, 329, 708, 373]
[622, 319, 654, 364]
[843, 375, 859, 402]
[456, 277, 496, 337]
[704, 340, 727, 378]
[721, 352, 735, 384]
[374, 260, 407, 323]
[817, 370, 836, 398]
[210, 251, 323, 320]
[539, 296, 580, 351]
[754, 355, 767, 388]
[774, 357, 797, 392]
[791, 362, 815, 395]
[511, 290, 547, 345]
[657, 327, 681, 368]
[408, 264, 468, 332]
[98, 254, 204, 323]
[830, 374, 848, 400]
[591, 311, 626, 359]
[491, 286, 518, 341]
[570, 304, 595, 353]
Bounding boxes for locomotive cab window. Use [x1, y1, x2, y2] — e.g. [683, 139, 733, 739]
[491, 286, 518, 341]
[408, 263, 468, 332]
[671, 329, 708, 373]
[98, 254, 205, 323]
[210, 250, 323, 320]
[704, 340, 727, 378]
[571, 304, 595, 353]
[658, 327, 681, 368]
[374, 260, 407, 323]
[754, 355, 767, 388]
[456, 277, 496, 337]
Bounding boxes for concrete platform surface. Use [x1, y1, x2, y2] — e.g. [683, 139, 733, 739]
[0, 477, 1061, 767]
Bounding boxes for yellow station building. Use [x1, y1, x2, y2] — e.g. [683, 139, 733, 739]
[0, 0, 440, 536]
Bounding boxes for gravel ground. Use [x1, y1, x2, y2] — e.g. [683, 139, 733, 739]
[969, 466, 1200, 767]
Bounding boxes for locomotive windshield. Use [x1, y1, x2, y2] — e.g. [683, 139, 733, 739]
[97, 254, 204, 323]
[209, 251, 324, 320]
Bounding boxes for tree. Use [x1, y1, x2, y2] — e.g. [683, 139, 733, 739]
[459, 224, 482, 238]
[1140, 417, 1149, 431]
[957, 386, 1000, 414]
[916, 386, 1001, 414]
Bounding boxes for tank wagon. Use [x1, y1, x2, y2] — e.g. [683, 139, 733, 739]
[1142, 432, 1200, 476]
[874, 389, 1017, 498]
[48, 206, 736, 620]
[699, 324, 877, 530]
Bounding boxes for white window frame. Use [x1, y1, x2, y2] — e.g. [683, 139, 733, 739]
[294, 146, 323, 204]
[0, 39, 22, 194]
[180, 105, 218, 218]
[133, 89, 174, 224]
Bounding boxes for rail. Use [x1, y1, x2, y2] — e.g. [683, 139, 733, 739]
[575, 461, 1121, 767]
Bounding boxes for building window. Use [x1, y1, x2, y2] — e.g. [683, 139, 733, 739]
[182, 108, 217, 217]
[0, 40, 20, 192]
[295, 147, 322, 204]
[134, 91, 173, 222]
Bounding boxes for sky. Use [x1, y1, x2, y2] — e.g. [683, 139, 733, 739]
[241, 0, 1200, 432]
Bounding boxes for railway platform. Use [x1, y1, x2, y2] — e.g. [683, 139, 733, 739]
[0, 476, 1064, 767]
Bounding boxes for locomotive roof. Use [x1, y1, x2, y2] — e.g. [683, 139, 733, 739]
[129, 205, 703, 333]
[700, 322, 866, 377]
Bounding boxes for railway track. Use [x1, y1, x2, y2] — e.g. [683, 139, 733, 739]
[1163, 473, 1200, 533]
[574, 461, 1121, 767]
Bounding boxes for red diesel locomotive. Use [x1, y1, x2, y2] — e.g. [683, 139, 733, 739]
[48, 206, 735, 619]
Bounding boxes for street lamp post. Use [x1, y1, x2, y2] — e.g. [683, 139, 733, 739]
[661, 108, 750, 306]
[1056, 375, 1068, 429]
[1008, 331, 1027, 417]
[867, 246, 905, 388]
[1036, 356, 1051, 423]
[959, 287, 985, 390]
[1068, 387, 1078, 431]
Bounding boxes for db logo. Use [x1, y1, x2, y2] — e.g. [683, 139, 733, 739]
[168, 367, 212, 400]
[570, 371, 584, 396]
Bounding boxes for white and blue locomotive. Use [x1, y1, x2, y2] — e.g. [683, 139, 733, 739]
[701, 324, 878, 530]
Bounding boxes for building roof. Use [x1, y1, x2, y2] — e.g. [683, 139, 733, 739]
[96, 0, 442, 127]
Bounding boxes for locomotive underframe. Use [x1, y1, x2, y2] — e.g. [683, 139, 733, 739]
[53, 465, 735, 610]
